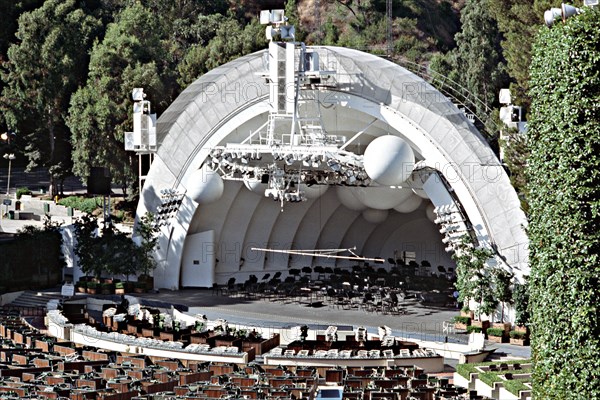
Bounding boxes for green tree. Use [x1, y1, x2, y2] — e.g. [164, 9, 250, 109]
[452, 235, 496, 318]
[499, 126, 529, 212]
[1, 0, 102, 197]
[527, 8, 600, 398]
[491, 268, 513, 323]
[72, 214, 104, 278]
[512, 280, 530, 327]
[452, 0, 508, 117]
[285, 0, 306, 42]
[134, 212, 160, 277]
[0, 218, 66, 289]
[178, 17, 267, 87]
[67, 3, 175, 197]
[488, 0, 555, 109]
[73, 214, 155, 280]
[322, 16, 340, 45]
[0, 0, 44, 131]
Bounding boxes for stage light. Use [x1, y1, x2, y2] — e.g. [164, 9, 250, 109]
[327, 159, 341, 171]
[284, 153, 294, 165]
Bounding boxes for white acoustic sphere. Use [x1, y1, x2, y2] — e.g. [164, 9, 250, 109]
[352, 186, 413, 210]
[406, 162, 430, 199]
[336, 186, 367, 211]
[186, 166, 224, 204]
[425, 203, 436, 222]
[362, 208, 389, 224]
[243, 176, 266, 195]
[393, 193, 423, 213]
[364, 135, 415, 186]
[302, 184, 329, 199]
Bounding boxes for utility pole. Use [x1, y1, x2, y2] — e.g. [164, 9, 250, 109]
[386, 0, 393, 57]
[315, 0, 321, 42]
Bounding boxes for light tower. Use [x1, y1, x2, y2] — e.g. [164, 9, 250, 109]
[3, 153, 15, 195]
[124, 87, 157, 194]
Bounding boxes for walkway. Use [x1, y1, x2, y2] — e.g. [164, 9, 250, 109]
[130, 288, 531, 360]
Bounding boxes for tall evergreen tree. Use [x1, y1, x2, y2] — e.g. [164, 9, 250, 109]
[67, 3, 175, 196]
[452, 0, 508, 115]
[0, 0, 102, 196]
[0, 0, 44, 130]
[428, 0, 508, 139]
[488, 0, 555, 110]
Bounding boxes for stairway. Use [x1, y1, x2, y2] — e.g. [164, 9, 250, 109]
[4, 289, 66, 309]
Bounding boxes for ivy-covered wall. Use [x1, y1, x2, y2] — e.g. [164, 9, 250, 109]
[527, 8, 600, 398]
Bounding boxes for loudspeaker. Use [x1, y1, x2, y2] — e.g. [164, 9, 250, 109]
[562, 3, 581, 20]
[545, 4, 582, 26]
[544, 7, 562, 26]
[87, 167, 111, 195]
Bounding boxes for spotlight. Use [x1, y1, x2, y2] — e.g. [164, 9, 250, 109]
[311, 155, 320, 168]
[284, 153, 294, 165]
[327, 159, 341, 172]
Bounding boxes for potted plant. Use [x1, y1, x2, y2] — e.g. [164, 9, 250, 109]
[509, 330, 529, 346]
[453, 315, 471, 330]
[460, 306, 474, 320]
[86, 281, 98, 294]
[100, 282, 113, 295]
[134, 281, 147, 293]
[466, 325, 482, 334]
[75, 281, 87, 293]
[486, 327, 506, 343]
[114, 282, 125, 295]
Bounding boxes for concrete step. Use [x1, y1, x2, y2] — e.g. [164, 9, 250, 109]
[6, 290, 64, 308]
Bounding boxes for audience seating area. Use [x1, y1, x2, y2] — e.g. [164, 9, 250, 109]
[0, 304, 493, 399]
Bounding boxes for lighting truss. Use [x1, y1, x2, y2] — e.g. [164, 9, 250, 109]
[207, 10, 373, 209]
[209, 146, 369, 185]
[251, 246, 385, 263]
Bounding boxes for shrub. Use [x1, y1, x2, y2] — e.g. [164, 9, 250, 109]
[453, 316, 471, 325]
[16, 187, 32, 199]
[528, 9, 600, 397]
[509, 330, 527, 340]
[479, 371, 503, 387]
[504, 379, 530, 396]
[456, 363, 479, 379]
[58, 196, 101, 214]
[467, 326, 482, 334]
[487, 327, 504, 337]
[457, 360, 531, 379]
[86, 281, 98, 289]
